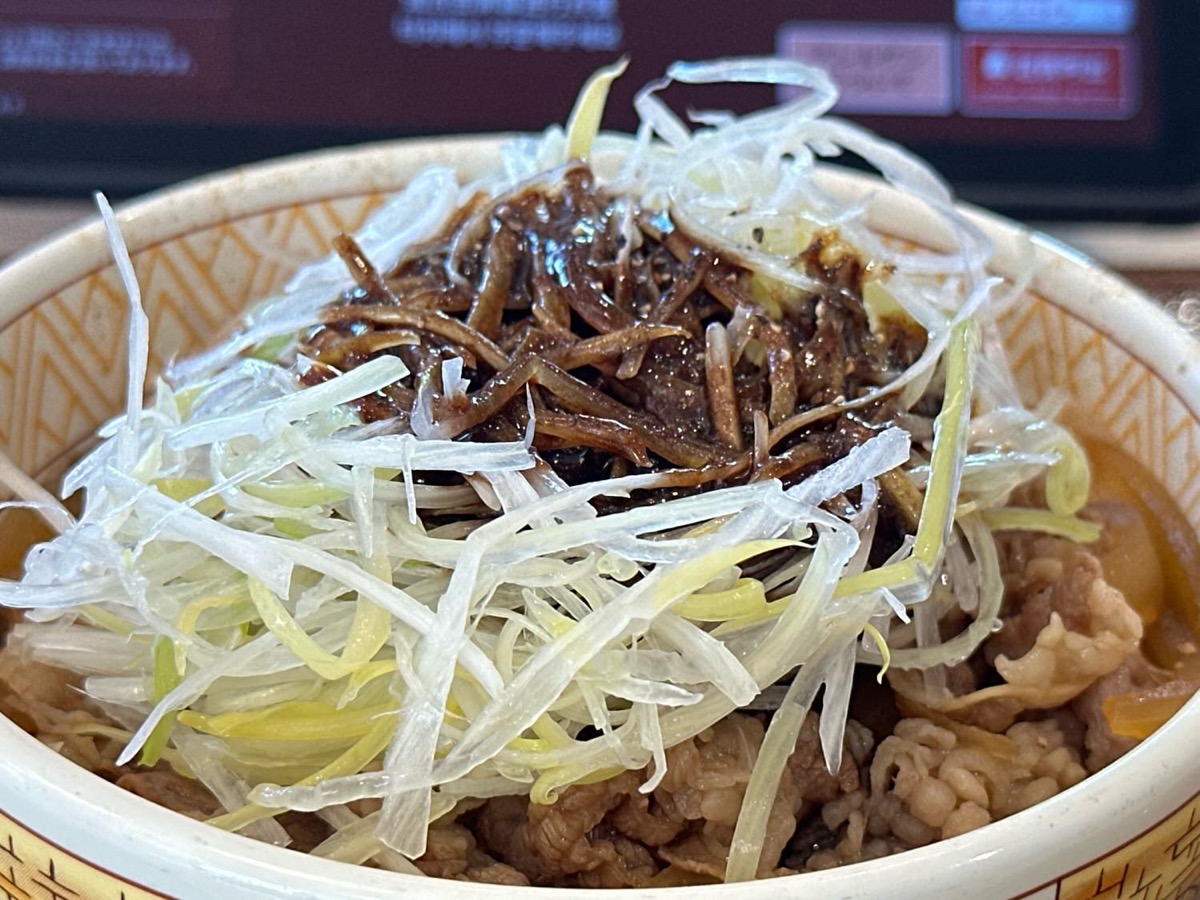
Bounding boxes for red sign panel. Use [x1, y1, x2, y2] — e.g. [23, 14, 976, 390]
[961, 35, 1136, 119]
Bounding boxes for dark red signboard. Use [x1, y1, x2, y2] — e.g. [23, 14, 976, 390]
[961, 35, 1135, 119]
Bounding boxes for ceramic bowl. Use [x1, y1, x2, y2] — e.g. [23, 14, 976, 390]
[0, 137, 1197, 899]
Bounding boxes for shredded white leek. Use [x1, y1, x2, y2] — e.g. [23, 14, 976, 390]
[0, 56, 1100, 883]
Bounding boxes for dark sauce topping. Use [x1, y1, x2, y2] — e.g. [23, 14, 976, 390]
[302, 166, 928, 510]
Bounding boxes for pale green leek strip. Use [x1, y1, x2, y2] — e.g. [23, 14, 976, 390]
[639, 542, 796, 636]
[484, 530, 857, 787]
[139, 635, 182, 767]
[247, 578, 360, 681]
[531, 713, 574, 748]
[310, 808, 422, 873]
[835, 319, 978, 601]
[708, 598, 789, 637]
[68, 723, 190, 775]
[654, 540, 797, 614]
[565, 57, 629, 162]
[912, 319, 977, 569]
[339, 660, 398, 707]
[863, 277, 916, 333]
[530, 765, 629, 806]
[833, 557, 923, 601]
[674, 578, 766, 622]
[249, 333, 293, 363]
[526, 595, 575, 638]
[505, 735, 553, 754]
[80, 606, 136, 636]
[177, 591, 247, 636]
[179, 700, 396, 741]
[725, 625, 862, 882]
[342, 596, 393, 668]
[340, 543, 396, 672]
[274, 518, 319, 539]
[242, 481, 347, 508]
[981, 507, 1101, 543]
[171, 383, 204, 418]
[862, 622, 892, 680]
[434, 541, 794, 797]
[1044, 435, 1091, 516]
[152, 477, 224, 517]
[887, 512, 1003, 670]
[208, 715, 396, 834]
[175, 590, 248, 673]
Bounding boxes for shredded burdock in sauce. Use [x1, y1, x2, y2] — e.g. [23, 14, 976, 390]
[305, 166, 928, 519]
[2, 57, 1199, 889]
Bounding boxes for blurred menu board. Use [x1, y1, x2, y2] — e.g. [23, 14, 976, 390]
[0, 1, 1157, 138]
[0, 0, 1191, 217]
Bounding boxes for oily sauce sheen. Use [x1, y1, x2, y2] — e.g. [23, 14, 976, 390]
[302, 167, 928, 522]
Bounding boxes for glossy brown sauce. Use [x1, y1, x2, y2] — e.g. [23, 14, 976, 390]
[0, 508, 52, 581]
[1084, 436, 1200, 669]
[302, 166, 927, 509]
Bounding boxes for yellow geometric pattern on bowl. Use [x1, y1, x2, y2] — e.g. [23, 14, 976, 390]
[0, 192, 383, 481]
[0, 189, 1198, 897]
[996, 298, 1200, 518]
[1056, 790, 1200, 899]
[0, 810, 162, 899]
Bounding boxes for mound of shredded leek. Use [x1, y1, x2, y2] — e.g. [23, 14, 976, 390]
[0, 58, 1095, 881]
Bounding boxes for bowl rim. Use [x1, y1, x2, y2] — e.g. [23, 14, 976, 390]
[0, 133, 509, 335]
[1, 134, 1198, 899]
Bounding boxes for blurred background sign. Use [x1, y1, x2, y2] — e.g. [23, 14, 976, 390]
[0, 0, 1195, 221]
